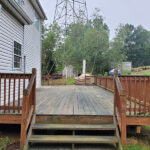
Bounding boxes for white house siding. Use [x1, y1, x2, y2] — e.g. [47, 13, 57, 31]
[0, 7, 25, 105]
[0, 7, 24, 73]
[22, 0, 42, 88]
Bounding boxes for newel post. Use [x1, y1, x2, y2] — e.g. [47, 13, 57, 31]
[20, 89, 28, 148]
[120, 90, 127, 145]
[32, 68, 37, 113]
[113, 70, 118, 115]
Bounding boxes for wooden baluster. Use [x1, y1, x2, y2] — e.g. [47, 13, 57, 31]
[23, 75, 25, 90]
[129, 77, 132, 115]
[0, 75, 1, 107]
[13, 77, 16, 113]
[144, 77, 147, 115]
[149, 77, 150, 114]
[8, 76, 11, 113]
[18, 76, 21, 113]
[139, 77, 142, 114]
[4, 75, 6, 113]
[134, 77, 137, 115]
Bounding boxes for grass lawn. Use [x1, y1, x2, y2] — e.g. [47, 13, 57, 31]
[125, 144, 150, 150]
[124, 126, 150, 150]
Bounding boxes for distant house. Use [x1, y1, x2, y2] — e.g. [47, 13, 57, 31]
[0, 0, 47, 88]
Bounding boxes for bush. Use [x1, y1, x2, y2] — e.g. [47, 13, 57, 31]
[66, 78, 75, 85]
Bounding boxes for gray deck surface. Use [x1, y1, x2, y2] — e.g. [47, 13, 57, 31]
[36, 86, 113, 116]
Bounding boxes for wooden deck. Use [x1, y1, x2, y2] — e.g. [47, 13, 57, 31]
[36, 86, 113, 116]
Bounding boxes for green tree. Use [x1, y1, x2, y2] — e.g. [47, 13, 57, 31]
[42, 24, 61, 75]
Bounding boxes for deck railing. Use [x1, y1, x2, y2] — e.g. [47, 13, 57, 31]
[96, 76, 114, 92]
[0, 69, 37, 147]
[21, 68, 36, 147]
[0, 73, 32, 113]
[120, 76, 150, 116]
[97, 73, 150, 144]
[97, 75, 150, 116]
[114, 74, 127, 144]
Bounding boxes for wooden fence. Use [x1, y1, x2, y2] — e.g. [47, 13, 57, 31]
[96, 76, 114, 92]
[0, 69, 37, 147]
[42, 75, 66, 85]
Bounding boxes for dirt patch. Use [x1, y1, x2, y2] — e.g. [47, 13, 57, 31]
[6, 142, 20, 150]
[0, 125, 20, 150]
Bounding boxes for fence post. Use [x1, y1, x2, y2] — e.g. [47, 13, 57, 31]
[47, 74, 50, 85]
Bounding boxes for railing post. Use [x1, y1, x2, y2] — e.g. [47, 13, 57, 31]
[114, 70, 118, 115]
[32, 68, 37, 113]
[114, 69, 127, 145]
[20, 90, 28, 148]
[120, 90, 127, 145]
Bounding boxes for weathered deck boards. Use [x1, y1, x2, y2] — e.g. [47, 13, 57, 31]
[36, 86, 113, 116]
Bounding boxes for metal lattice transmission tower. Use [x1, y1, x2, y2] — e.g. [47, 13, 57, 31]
[53, 0, 88, 29]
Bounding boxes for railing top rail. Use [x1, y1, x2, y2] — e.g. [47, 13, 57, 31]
[119, 75, 150, 77]
[24, 69, 36, 96]
[0, 73, 32, 76]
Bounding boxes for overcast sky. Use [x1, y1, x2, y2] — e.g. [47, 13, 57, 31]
[39, 0, 150, 39]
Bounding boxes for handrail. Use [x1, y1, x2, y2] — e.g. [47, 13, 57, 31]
[114, 70, 127, 145]
[24, 69, 36, 96]
[21, 68, 37, 147]
[115, 76, 125, 95]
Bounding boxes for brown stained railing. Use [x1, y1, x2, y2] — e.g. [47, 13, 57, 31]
[120, 76, 150, 116]
[96, 76, 114, 92]
[97, 75, 150, 116]
[0, 74, 32, 113]
[21, 68, 36, 147]
[114, 75, 127, 145]
[0, 69, 37, 148]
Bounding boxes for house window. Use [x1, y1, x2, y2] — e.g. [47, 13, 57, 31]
[34, 13, 40, 31]
[14, 41, 22, 69]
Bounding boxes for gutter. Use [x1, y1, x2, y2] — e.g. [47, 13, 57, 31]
[0, 0, 32, 25]
[30, 0, 47, 20]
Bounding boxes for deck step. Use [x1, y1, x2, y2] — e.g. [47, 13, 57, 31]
[33, 123, 116, 131]
[29, 135, 118, 144]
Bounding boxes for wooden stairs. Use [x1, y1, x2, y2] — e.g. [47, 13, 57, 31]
[24, 119, 120, 150]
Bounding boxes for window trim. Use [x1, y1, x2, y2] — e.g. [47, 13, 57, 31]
[13, 40, 23, 71]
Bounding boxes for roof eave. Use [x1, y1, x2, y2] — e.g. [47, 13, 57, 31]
[0, 0, 32, 25]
